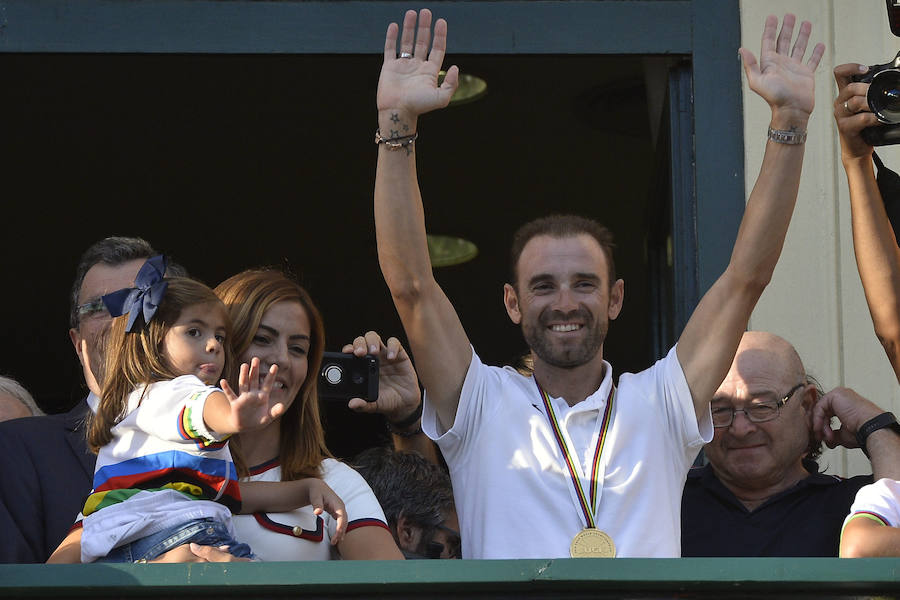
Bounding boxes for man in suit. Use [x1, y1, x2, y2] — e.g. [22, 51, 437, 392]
[0, 237, 184, 563]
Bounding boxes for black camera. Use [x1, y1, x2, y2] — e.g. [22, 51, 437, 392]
[852, 51, 900, 145]
[318, 352, 379, 402]
[852, 1, 900, 145]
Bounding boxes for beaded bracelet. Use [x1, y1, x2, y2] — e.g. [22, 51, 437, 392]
[375, 129, 418, 150]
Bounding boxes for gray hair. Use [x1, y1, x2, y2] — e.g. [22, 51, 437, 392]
[0, 376, 43, 416]
[351, 446, 454, 533]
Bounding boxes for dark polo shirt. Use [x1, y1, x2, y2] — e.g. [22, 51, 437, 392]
[681, 461, 871, 557]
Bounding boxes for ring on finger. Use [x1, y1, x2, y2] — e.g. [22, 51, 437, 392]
[844, 100, 852, 114]
[399, 52, 413, 59]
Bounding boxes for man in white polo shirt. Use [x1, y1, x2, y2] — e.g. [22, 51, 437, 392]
[372, 9, 824, 558]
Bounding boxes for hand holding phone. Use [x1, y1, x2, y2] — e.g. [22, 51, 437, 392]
[341, 332, 422, 423]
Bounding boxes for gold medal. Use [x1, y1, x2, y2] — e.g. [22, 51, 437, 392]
[570, 527, 616, 558]
[536, 379, 617, 559]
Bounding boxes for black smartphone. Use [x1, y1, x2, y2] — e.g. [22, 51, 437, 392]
[319, 352, 379, 402]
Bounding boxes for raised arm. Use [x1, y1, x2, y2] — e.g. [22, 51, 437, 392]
[677, 14, 825, 417]
[833, 63, 900, 382]
[374, 9, 471, 431]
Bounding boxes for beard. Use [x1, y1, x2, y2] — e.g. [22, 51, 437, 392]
[521, 308, 607, 368]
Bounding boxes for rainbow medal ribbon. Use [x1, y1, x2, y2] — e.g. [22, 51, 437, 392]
[535, 378, 616, 558]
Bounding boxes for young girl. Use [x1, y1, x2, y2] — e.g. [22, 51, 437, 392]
[49, 255, 346, 563]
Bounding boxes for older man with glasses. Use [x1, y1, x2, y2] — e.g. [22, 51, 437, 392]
[681, 330, 900, 556]
[0, 237, 186, 563]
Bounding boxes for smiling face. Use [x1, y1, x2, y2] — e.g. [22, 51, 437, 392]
[504, 234, 623, 369]
[162, 302, 228, 385]
[241, 300, 311, 414]
[704, 332, 813, 495]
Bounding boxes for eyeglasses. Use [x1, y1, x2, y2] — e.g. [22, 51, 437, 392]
[75, 297, 109, 323]
[711, 382, 806, 428]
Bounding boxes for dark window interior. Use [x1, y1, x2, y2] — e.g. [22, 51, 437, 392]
[3, 53, 678, 459]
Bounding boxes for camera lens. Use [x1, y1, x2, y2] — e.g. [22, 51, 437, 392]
[323, 364, 343, 385]
[868, 69, 900, 124]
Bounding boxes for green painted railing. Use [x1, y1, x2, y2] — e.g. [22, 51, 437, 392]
[3, 559, 900, 599]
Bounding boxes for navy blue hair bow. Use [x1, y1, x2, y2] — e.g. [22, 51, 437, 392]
[101, 254, 169, 333]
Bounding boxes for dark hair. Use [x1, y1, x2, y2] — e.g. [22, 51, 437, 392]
[69, 237, 188, 328]
[508, 214, 616, 288]
[804, 374, 825, 462]
[214, 268, 330, 481]
[87, 277, 232, 453]
[351, 446, 454, 536]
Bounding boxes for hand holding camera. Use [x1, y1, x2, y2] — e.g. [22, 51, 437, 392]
[847, 53, 900, 147]
[834, 63, 883, 157]
[838, 1, 900, 147]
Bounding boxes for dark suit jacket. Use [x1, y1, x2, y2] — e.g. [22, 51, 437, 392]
[0, 400, 96, 563]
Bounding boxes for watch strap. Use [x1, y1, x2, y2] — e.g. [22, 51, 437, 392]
[767, 126, 807, 145]
[387, 399, 424, 430]
[856, 412, 900, 458]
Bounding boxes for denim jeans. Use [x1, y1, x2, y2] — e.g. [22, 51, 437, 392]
[98, 517, 255, 563]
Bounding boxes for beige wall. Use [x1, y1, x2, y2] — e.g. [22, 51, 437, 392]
[740, 0, 900, 476]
